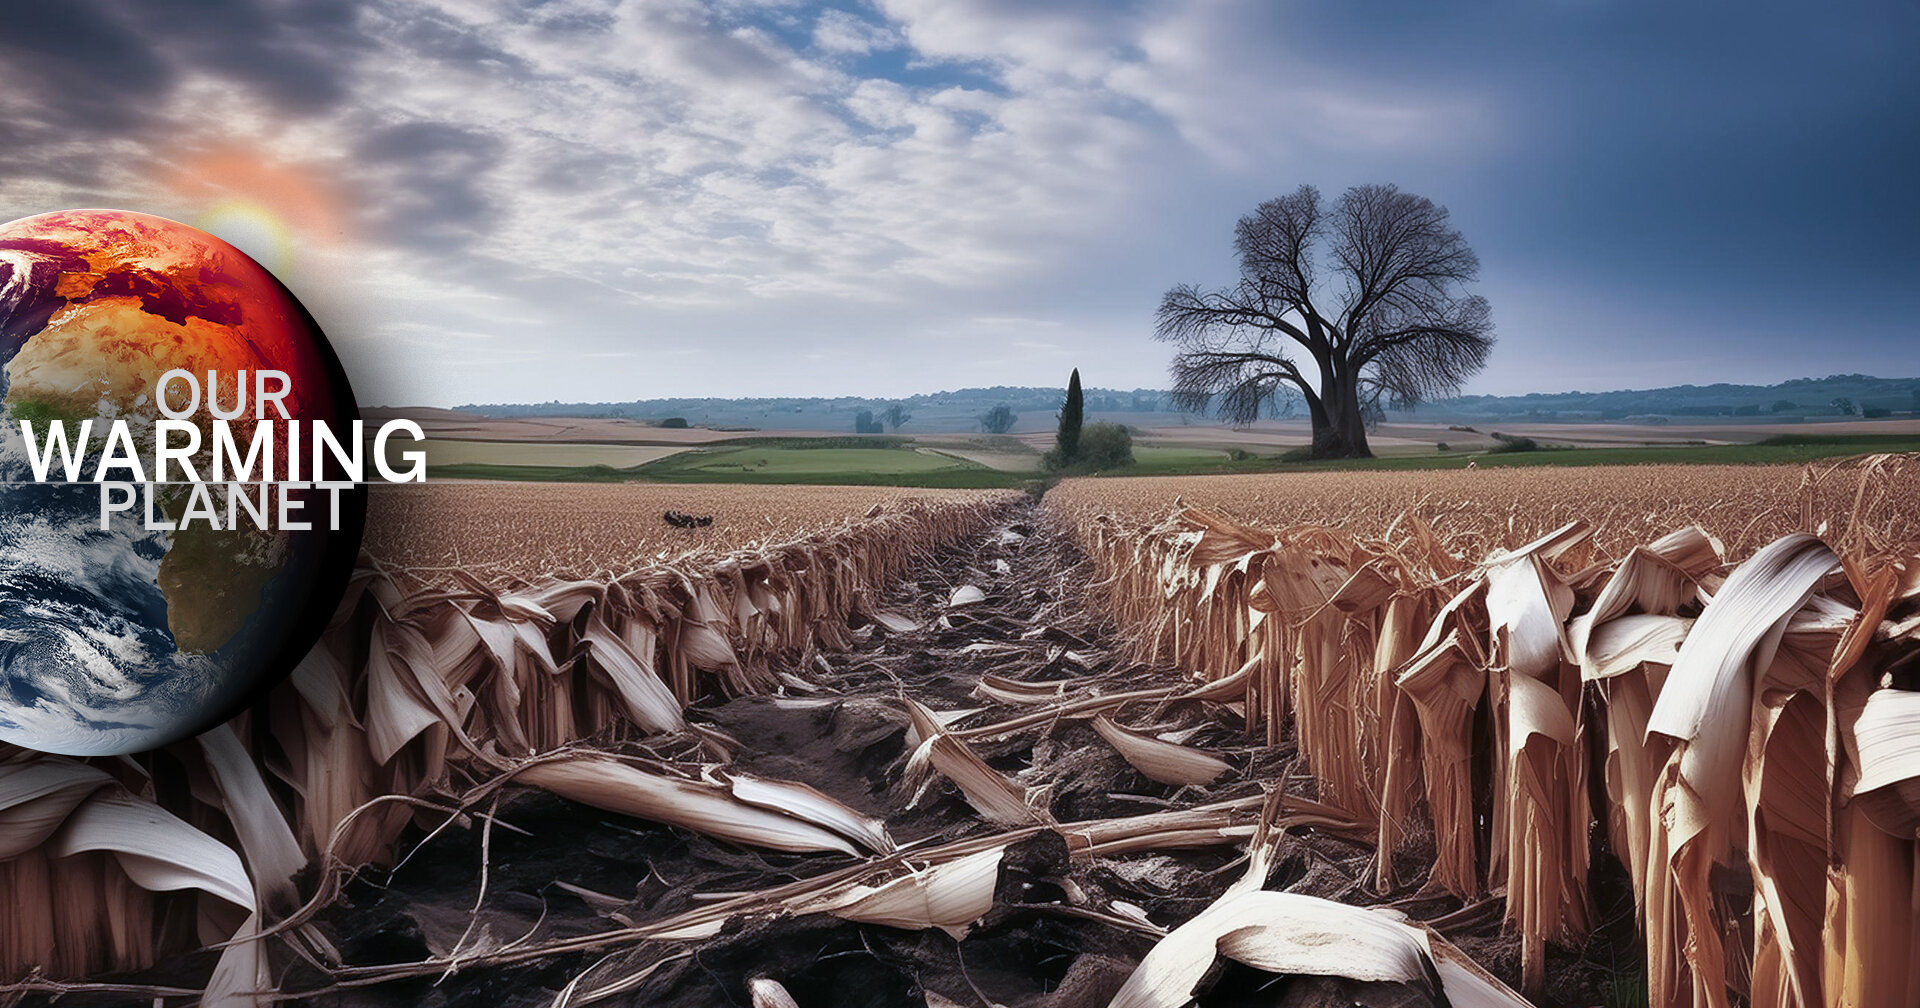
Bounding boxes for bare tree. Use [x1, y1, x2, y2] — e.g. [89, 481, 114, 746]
[1156, 184, 1494, 458]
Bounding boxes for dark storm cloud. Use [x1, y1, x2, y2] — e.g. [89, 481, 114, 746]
[118, 0, 369, 114]
[0, 0, 366, 129]
[0, 0, 517, 254]
[351, 121, 508, 252]
[0, 0, 177, 134]
[0, 0, 373, 204]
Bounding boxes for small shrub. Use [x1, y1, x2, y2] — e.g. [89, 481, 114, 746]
[1078, 422, 1134, 470]
[1488, 433, 1542, 453]
[658, 417, 689, 429]
[1436, 441, 1450, 452]
[1043, 422, 1135, 472]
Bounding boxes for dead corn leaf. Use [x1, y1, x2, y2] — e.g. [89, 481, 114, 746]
[517, 756, 881, 856]
[1091, 716, 1230, 787]
[1105, 890, 1531, 1008]
[948, 585, 987, 607]
[803, 846, 1006, 939]
[749, 977, 802, 1008]
[1851, 687, 1920, 837]
[903, 698, 1051, 827]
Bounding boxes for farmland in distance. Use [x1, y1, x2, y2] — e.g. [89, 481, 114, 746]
[363, 481, 1007, 578]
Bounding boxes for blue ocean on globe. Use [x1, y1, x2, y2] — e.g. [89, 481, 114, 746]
[0, 369, 329, 757]
[0, 474, 227, 755]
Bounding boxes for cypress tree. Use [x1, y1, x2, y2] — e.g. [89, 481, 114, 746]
[1056, 368, 1084, 462]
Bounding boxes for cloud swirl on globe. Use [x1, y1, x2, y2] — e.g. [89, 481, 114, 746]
[0, 209, 364, 755]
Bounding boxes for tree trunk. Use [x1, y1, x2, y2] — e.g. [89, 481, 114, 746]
[1303, 390, 1330, 452]
[1310, 357, 1373, 459]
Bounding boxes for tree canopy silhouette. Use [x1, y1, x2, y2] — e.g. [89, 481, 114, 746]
[1055, 368, 1084, 461]
[980, 404, 1018, 434]
[1157, 184, 1494, 458]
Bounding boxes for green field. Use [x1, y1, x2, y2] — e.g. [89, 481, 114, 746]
[1128, 445, 1233, 466]
[1100, 433, 1920, 476]
[639, 444, 1026, 484]
[661, 446, 955, 474]
[425, 431, 1920, 485]
[429, 440, 1034, 488]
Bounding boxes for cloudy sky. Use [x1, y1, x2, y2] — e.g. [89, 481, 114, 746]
[2, 0, 1914, 407]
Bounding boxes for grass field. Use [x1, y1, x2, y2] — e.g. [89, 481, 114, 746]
[419, 425, 1920, 486]
[412, 439, 689, 468]
[655, 445, 956, 475]
[429, 438, 1036, 488]
[1089, 432, 1920, 477]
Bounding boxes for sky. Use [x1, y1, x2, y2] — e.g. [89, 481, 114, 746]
[1, 0, 1915, 407]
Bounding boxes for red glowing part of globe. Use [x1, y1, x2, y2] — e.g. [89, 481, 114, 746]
[0, 209, 343, 427]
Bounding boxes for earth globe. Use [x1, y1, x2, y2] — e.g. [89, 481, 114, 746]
[0, 209, 365, 755]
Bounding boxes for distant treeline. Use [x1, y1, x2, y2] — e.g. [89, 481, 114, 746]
[460, 386, 1179, 421]
[456, 375, 1920, 426]
[1411, 374, 1920, 422]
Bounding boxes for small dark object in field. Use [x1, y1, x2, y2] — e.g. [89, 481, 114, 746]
[1487, 432, 1542, 453]
[662, 510, 714, 528]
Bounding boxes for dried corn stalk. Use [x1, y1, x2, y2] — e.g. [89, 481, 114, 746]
[1643, 534, 1839, 1008]
[1054, 462, 1920, 1008]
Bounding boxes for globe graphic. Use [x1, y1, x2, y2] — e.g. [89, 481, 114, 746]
[0, 209, 365, 755]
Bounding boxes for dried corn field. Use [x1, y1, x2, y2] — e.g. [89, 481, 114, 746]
[0, 488, 1022, 1004]
[2, 458, 1918, 1008]
[1047, 462, 1920, 560]
[365, 482, 994, 577]
[1052, 455, 1920, 1007]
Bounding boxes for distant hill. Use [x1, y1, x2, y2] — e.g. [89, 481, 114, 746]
[454, 386, 1196, 434]
[450, 374, 1920, 432]
[1401, 374, 1920, 423]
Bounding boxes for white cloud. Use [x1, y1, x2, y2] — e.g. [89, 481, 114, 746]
[812, 9, 901, 54]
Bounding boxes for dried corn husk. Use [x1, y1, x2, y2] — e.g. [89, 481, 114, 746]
[48, 791, 255, 912]
[948, 585, 987, 607]
[717, 769, 895, 854]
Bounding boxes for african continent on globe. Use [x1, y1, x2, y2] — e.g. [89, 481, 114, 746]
[0, 209, 363, 755]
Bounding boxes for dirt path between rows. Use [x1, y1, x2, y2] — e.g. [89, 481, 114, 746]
[287, 499, 1630, 1008]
